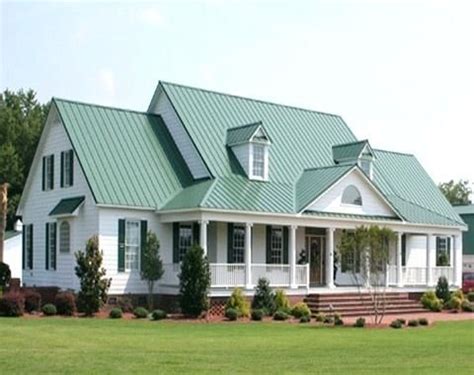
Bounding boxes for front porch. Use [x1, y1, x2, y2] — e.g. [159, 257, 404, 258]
[156, 218, 462, 294]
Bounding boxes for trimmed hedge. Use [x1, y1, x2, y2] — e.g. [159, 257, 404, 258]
[251, 309, 264, 321]
[353, 317, 365, 328]
[109, 308, 122, 319]
[408, 319, 419, 327]
[42, 303, 57, 316]
[55, 292, 76, 316]
[225, 307, 239, 321]
[291, 302, 311, 319]
[390, 320, 403, 329]
[133, 307, 149, 319]
[0, 292, 24, 317]
[273, 310, 289, 321]
[418, 318, 429, 326]
[150, 309, 167, 321]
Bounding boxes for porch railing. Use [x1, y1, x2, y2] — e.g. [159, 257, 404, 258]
[210, 263, 245, 288]
[387, 265, 454, 286]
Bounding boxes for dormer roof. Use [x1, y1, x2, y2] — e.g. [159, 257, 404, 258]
[332, 140, 374, 163]
[226, 122, 271, 147]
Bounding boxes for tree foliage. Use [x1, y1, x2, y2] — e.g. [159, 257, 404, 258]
[74, 236, 111, 316]
[439, 179, 472, 205]
[0, 89, 49, 229]
[140, 231, 164, 310]
[178, 245, 211, 317]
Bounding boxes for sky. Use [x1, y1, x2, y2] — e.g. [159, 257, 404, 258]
[1, 0, 473, 189]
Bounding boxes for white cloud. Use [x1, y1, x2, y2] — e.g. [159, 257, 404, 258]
[138, 6, 164, 27]
[97, 68, 116, 99]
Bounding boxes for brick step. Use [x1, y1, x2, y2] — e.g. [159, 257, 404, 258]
[304, 296, 413, 304]
[312, 308, 428, 318]
[313, 304, 423, 313]
[307, 292, 409, 298]
[305, 300, 422, 309]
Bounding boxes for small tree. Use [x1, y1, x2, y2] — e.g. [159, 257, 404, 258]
[251, 277, 275, 315]
[435, 276, 450, 303]
[338, 226, 395, 325]
[179, 245, 211, 317]
[75, 236, 111, 316]
[140, 231, 164, 311]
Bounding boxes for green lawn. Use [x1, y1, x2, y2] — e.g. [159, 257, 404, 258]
[0, 318, 472, 374]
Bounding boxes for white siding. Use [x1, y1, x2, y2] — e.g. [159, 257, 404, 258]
[98, 207, 173, 294]
[21, 118, 98, 290]
[308, 170, 395, 217]
[150, 92, 209, 179]
[232, 143, 251, 176]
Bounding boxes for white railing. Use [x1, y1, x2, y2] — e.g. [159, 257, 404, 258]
[387, 266, 454, 286]
[295, 264, 309, 287]
[387, 265, 398, 285]
[403, 267, 427, 285]
[432, 267, 454, 284]
[251, 264, 290, 286]
[210, 263, 245, 288]
[159, 263, 180, 286]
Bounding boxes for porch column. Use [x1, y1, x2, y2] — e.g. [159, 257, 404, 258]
[199, 220, 208, 255]
[325, 228, 335, 289]
[453, 234, 462, 287]
[426, 233, 433, 286]
[289, 225, 297, 289]
[245, 223, 253, 290]
[396, 232, 404, 287]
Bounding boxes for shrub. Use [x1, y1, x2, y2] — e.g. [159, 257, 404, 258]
[420, 291, 442, 312]
[323, 316, 334, 324]
[418, 318, 429, 326]
[461, 300, 474, 312]
[179, 245, 211, 317]
[274, 290, 291, 314]
[390, 319, 403, 329]
[118, 296, 134, 313]
[133, 307, 149, 319]
[150, 309, 167, 321]
[447, 296, 462, 311]
[225, 307, 239, 321]
[291, 302, 311, 319]
[42, 303, 57, 316]
[467, 292, 474, 302]
[451, 289, 464, 302]
[315, 313, 325, 322]
[24, 290, 41, 313]
[353, 317, 365, 328]
[251, 309, 264, 321]
[0, 262, 12, 289]
[408, 319, 419, 327]
[225, 288, 250, 318]
[397, 318, 406, 325]
[251, 278, 275, 315]
[273, 310, 289, 321]
[109, 308, 122, 319]
[0, 292, 24, 317]
[334, 317, 344, 326]
[299, 315, 311, 323]
[55, 292, 76, 316]
[435, 276, 450, 303]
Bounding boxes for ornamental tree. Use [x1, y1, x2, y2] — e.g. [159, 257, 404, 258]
[75, 236, 111, 316]
[140, 231, 164, 310]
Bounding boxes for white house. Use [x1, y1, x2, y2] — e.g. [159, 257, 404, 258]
[17, 81, 466, 302]
[3, 220, 23, 281]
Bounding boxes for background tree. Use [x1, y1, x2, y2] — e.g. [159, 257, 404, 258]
[338, 226, 395, 325]
[178, 245, 211, 317]
[140, 231, 164, 310]
[439, 179, 472, 205]
[0, 89, 49, 230]
[75, 236, 111, 316]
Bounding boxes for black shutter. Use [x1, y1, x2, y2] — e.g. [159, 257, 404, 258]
[227, 223, 234, 263]
[193, 222, 200, 246]
[447, 237, 452, 265]
[42, 156, 46, 191]
[140, 220, 148, 272]
[52, 223, 57, 270]
[118, 219, 125, 272]
[50, 155, 54, 189]
[60, 151, 64, 188]
[283, 227, 289, 264]
[401, 234, 406, 267]
[22, 227, 26, 270]
[69, 150, 74, 186]
[173, 223, 180, 263]
[28, 224, 33, 269]
[266, 225, 272, 264]
[45, 223, 49, 270]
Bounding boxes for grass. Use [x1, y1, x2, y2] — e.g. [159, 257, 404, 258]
[0, 318, 473, 374]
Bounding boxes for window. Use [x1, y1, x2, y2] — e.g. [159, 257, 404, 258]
[436, 236, 451, 266]
[232, 225, 245, 263]
[42, 154, 54, 191]
[125, 220, 140, 271]
[61, 150, 74, 187]
[359, 159, 372, 177]
[59, 221, 70, 253]
[45, 222, 57, 270]
[340, 232, 361, 273]
[178, 224, 193, 262]
[271, 227, 283, 264]
[24, 224, 33, 270]
[341, 185, 362, 206]
[252, 143, 265, 179]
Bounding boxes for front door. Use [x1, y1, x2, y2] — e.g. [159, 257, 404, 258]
[306, 236, 326, 286]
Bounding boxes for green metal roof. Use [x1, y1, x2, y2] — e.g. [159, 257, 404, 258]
[5, 231, 21, 241]
[49, 196, 85, 216]
[454, 205, 474, 215]
[303, 211, 401, 222]
[332, 140, 371, 162]
[54, 98, 193, 209]
[226, 122, 263, 146]
[295, 165, 353, 212]
[457, 213, 474, 255]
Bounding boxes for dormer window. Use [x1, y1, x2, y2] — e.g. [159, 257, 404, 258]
[227, 122, 271, 181]
[333, 140, 375, 180]
[359, 158, 372, 178]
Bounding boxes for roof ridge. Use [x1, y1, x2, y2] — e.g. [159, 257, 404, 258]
[332, 139, 368, 148]
[160, 81, 344, 119]
[302, 164, 354, 173]
[53, 97, 149, 116]
[227, 121, 263, 132]
[373, 148, 414, 157]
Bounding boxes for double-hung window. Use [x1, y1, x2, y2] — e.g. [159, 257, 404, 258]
[178, 224, 193, 262]
[270, 227, 283, 264]
[232, 225, 245, 263]
[42, 154, 54, 190]
[436, 236, 451, 266]
[61, 150, 74, 187]
[252, 144, 265, 179]
[125, 220, 140, 271]
[24, 224, 34, 270]
[45, 222, 57, 270]
[59, 221, 70, 253]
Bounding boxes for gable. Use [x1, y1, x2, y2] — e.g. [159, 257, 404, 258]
[305, 168, 397, 217]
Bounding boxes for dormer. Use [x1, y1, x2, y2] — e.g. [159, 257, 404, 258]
[332, 140, 375, 179]
[227, 122, 271, 181]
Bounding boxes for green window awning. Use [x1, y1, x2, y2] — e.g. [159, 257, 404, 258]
[49, 196, 85, 216]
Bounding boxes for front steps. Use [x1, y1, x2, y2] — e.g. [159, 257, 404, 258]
[304, 292, 427, 317]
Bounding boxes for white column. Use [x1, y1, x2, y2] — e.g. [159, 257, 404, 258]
[326, 228, 335, 288]
[289, 225, 297, 289]
[396, 232, 404, 287]
[245, 223, 253, 290]
[453, 234, 462, 287]
[199, 220, 208, 256]
[426, 233, 433, 286]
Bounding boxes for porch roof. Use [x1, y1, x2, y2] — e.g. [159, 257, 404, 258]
[302, 210, 401, 222]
